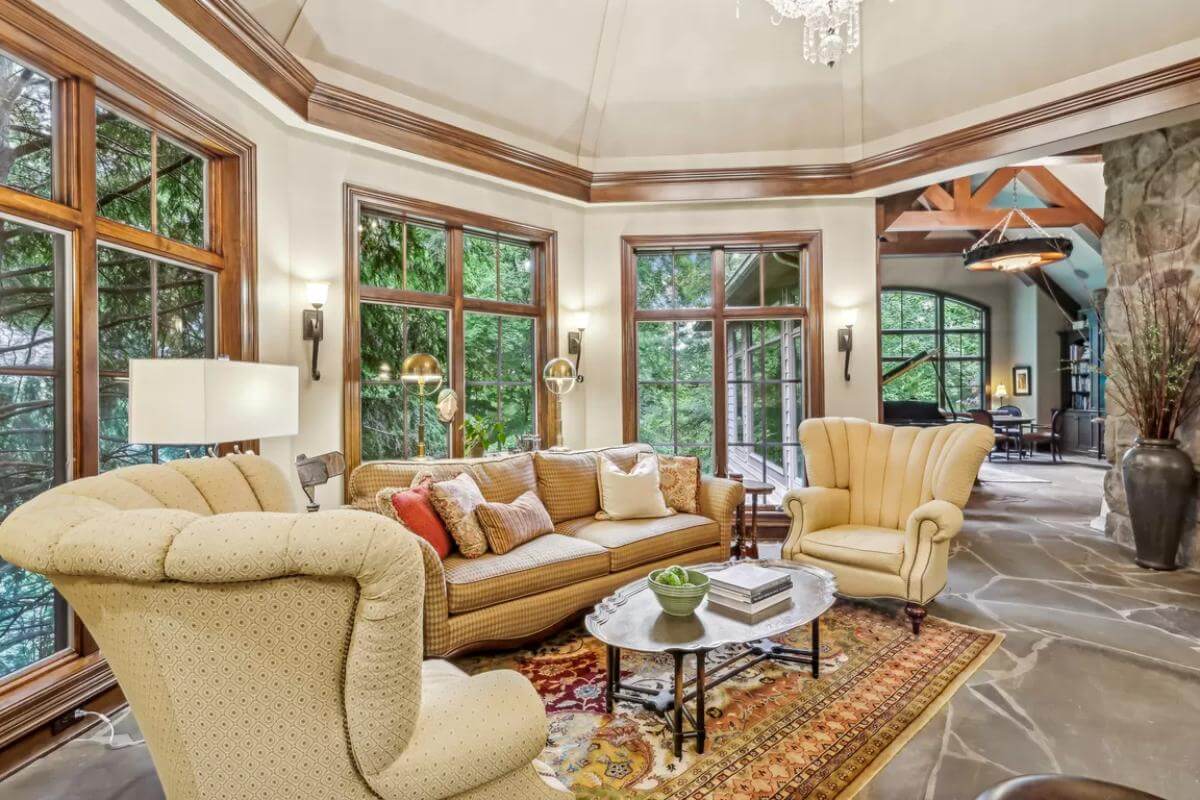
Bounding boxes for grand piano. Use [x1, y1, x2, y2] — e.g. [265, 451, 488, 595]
[881, 349, 968, 427]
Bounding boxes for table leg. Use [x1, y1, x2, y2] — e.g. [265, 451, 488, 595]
[695, 651, 707, 753]
[747, 496, 760, 560]
[734, 501, 745, 558]
[672, 652, 685, 759]
[811, 618, 820, 679]
[605, 645, 619, 714]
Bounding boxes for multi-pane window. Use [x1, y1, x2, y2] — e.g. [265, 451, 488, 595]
[881, 289, 988, 412]
[625, 237, 819, 502]
[96, 103, 207, 247]
[465, 312, 536, 449]
[96, 245, 216, 471]
[359, 303, 450, 460]
[0, 54, 53, 199]
[349, 193, 551, 468]
[636, 320, 714, 471]
[0, 218, 68, 678]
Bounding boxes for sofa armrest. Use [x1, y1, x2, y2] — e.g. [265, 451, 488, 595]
[411, 534, 452, 656]
[366, 669, 549, 799]
[781, 487, 850, 559]
[699, 475, 744, 556]
[900, 499, 963, 601]
[904, 499, 963, 546]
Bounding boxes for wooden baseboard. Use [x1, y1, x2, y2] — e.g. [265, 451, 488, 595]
[0, 686, 127, 781]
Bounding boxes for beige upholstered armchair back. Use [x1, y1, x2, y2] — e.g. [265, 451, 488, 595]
[798, 418, 995, 529]
[0, 455, 424, 800]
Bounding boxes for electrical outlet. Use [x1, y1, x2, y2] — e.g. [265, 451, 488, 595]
[50, 709, 80, 735]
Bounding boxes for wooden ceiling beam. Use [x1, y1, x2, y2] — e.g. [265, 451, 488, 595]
[887, 206, 1088, 232]
[970, 167, 1020, 209]
[1016, 166, 1105, 237]
[919, 183, 955, 211]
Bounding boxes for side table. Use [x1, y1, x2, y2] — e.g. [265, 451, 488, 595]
[736, 480, 773, 559]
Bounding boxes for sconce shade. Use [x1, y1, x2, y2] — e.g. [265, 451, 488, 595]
[543, 357, 577, 396]
[128, 359, 298, 445]
[838, 308, 858, 328]
[572, 311, 590, 331]
[400, 353, 443, 393]
[306, 281, 329, 307]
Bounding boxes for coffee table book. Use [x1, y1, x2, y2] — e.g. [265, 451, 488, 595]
[708, 589, 792, 616]
[709, 563, 792, 602]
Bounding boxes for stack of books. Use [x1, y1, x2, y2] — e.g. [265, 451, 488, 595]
[707, 563, 793, 622]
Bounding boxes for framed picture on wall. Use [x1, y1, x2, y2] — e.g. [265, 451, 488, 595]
[1013, 365, 1032, 396]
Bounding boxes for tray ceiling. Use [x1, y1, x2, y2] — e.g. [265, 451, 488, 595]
[237, 0, 1200, 170]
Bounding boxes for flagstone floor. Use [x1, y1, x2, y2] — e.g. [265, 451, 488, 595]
[3, 459, 1198, 800]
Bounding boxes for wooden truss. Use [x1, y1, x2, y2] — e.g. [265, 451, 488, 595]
[878, 165, 1104, 257]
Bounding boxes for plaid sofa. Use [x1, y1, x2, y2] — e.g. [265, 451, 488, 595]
[348, 444, 745, 658]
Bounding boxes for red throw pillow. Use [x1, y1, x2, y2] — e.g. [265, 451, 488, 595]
[391, 483, 453, 559]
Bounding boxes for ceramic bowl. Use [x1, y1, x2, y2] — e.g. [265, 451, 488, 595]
[647, 568, 710, 616]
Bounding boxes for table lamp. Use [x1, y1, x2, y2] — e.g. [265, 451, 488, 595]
[401, 352, 443, 460]
[128, 359, 298, 451]
[994, 384, 1009, 406]
[543, 357, 576, 451]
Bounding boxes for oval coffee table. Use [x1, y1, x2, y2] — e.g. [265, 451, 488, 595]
[585, 560, 837, 758]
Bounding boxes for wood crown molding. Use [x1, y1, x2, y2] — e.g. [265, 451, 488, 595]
[158, 0, 1200, 203]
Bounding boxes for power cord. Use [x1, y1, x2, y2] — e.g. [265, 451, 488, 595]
[73, 709, 146, 750]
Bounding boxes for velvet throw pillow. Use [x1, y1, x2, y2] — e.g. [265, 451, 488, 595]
[474, 491, 555, 555]
[595, 454, 674, 521]
[376, 479, 454, 559]
[638, 452, 701, 514]
[429, 472, 489, 558]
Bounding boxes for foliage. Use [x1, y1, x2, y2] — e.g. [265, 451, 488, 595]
[1100, 254, 1200, 440]
[0, 56, 210, 678]
[880, 289, 986, 411]
[462, 414, 507, 454]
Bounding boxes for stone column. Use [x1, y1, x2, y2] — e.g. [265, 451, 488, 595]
[1101, 120, 1200, 568]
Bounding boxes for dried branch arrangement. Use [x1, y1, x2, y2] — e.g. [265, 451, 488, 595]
[1101, 253, 1200, 440]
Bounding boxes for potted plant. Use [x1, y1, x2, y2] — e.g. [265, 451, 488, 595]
[1103, 258, 1200, 570]
[462, 415, 507, 458]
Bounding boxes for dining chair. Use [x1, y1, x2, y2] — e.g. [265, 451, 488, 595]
[970, 409, 1019, 461]
[1022, 408, 1064, 462]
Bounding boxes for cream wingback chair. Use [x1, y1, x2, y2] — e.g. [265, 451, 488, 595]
[0, 455, 567, 800]
[783, 418, 993, 634]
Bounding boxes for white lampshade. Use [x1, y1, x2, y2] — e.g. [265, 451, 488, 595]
[838, 308, 858, 328]
[306, 281, 329, 307]
[128, 359, 299, 445]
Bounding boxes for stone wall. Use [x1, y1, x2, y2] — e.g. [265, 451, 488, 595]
[1101, 120, 1200, 568]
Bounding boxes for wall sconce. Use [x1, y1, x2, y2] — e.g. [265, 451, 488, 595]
[567, 310, 588, 383]
[302, 282, 328, 380]
[836, 308, 856, 382]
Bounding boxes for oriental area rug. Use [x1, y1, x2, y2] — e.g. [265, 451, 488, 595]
[457, 601, 1001, 799]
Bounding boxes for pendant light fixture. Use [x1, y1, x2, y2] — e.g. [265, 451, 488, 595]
[963, 182, 1073, 272]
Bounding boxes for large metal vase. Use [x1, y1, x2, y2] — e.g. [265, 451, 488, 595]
[1121, 438, 1196, 570]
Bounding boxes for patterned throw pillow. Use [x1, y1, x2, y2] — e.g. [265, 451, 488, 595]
[474, 491, 555, 555]
[639, 452, 701, 514]
[376, 478, 453, 559]
[428, 472, 489, 558]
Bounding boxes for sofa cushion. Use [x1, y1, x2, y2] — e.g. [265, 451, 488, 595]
[564, 513, 719, 572]
[442, 533, 609, 613]
[800, 525, 906, 573]
[640, 452, 700, 514]
[596, 454, 673, 521]
[534, 451, 600, 523]
[385, 479, 453, 559]
[469, 453, 537, 503]
[429, 473, 489, 558]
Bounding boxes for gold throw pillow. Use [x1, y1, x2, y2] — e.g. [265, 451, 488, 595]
[639, 452, 701, 514]
[474, 491, 555, 555]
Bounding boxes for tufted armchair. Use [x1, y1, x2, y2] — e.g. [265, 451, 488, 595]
[783, 418, 993, 634]
[0, 455, 567, 800]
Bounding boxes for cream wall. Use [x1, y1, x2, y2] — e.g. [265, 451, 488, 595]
[581, 200, 880, 448]
[33, 0, 881, 506]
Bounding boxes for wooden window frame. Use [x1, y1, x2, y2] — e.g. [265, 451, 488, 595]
[0, 1, 257, 770]
[343, 184, 558, 486]
[619, 232, 825, 500]
[880, 287, 991, 412]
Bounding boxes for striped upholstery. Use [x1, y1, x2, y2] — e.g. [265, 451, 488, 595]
[443, 534, 608, 613]
[475, 491, 554, 555]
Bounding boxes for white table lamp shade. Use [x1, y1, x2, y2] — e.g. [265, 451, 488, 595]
[129, 359, 299, 445]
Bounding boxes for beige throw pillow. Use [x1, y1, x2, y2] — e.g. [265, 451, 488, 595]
[638, 452, 701, 514]
[596, 454, 674, 521]
[475, 491, 555, 555]
[428, 472, 489, 558]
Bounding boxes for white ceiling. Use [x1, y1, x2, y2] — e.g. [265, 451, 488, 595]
[238, 0, 1200, 170]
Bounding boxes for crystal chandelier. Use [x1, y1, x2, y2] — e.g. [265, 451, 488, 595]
[758, 0, 891, 67]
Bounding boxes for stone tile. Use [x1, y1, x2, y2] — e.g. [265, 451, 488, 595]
[974, 578, 1123, 619]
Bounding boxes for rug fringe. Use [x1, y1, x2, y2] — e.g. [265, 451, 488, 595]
[833, 629, 1006, 800]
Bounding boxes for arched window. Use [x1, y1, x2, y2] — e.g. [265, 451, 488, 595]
[880, 289, 989, 412]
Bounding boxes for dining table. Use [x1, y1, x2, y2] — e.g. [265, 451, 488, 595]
[990, 415, 1035, 459]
